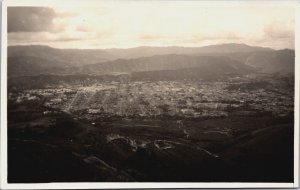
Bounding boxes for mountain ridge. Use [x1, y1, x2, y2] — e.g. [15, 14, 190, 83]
[7, 43, 294, 77]
[8, 43, 276, 51]
[8, 43, 275, 65]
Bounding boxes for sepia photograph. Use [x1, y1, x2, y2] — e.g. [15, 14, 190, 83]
[0, 0, 299, 189]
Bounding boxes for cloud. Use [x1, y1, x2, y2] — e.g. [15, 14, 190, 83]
[8, 31, 87, 45]
[7, 4, 295, 49]
[264, 22, 294, 39]
[8, 7, 57, 33]
[191, 32, 240, 41]
[259, 21, 295, 49]
[139, 34, 166, 40]
[56, 11, 78, 18]
[76, 23, 91, 32]
[53, 36, 83, 42]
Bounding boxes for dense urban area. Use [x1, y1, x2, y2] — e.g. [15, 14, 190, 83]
[9, 74, 294, 120]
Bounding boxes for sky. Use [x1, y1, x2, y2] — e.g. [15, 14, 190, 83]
[7, 1, 296, 49]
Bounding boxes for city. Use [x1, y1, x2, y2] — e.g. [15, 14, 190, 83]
[9, 75, 294, 121]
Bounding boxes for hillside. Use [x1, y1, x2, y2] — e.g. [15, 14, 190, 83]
[80, 54, 253, 75]
[243, 49, 294, 74]
[104, 43, 273, 59]
[7, 44, 294, 77]
[8, 56, 70, 76]
[8, 45, 115, 67]
[8, 43, 273, 66]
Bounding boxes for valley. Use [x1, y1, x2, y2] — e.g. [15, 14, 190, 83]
[7, 43, 295, 183]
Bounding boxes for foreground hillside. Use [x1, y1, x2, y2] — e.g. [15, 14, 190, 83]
[8, 104, 294, 182]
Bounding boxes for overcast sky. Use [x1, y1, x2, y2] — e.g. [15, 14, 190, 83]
[7, 1, 295, 49]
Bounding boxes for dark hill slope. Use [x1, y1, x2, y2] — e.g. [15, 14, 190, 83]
[220, 124, 294, 182]
[8, 45, 115, 67]
[243, 49, 294, 74]
[7, 44, 294, 76]
[81, 54, 253, 76]
[104, 43, 272, 59]
[8, 43, 272, 66]
[8, 56, 69, 76]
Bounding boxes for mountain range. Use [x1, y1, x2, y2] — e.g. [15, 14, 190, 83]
[7, 43, 295, 79]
